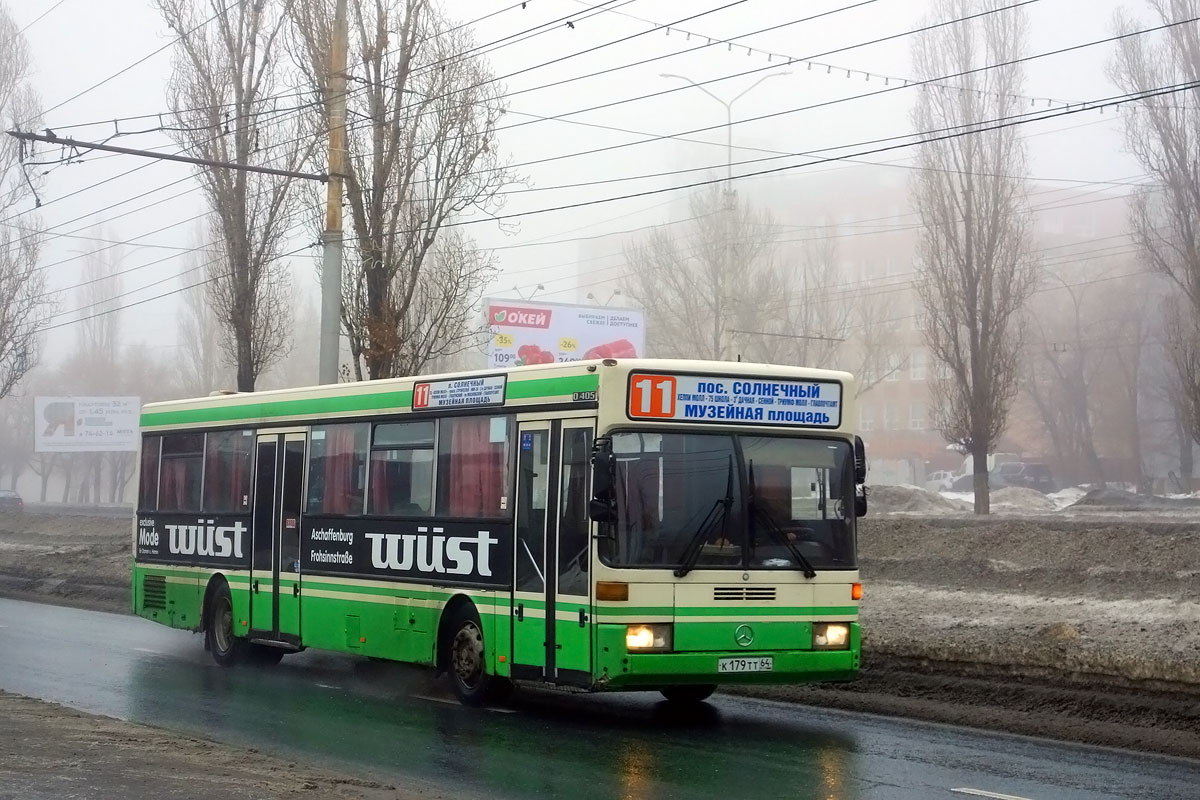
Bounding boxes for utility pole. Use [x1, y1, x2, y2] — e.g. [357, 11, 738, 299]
[660, 71, 791, 360]
[319, 0, 349, 385]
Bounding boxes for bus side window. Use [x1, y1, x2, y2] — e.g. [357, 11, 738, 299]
[159, 433, 204, 512]
[436, 416, 512, 518]
[308, 424, 369, 515]
[368, 421, 435, 515]
[203, 430, 254, 512]
[558, 427, 592, 596]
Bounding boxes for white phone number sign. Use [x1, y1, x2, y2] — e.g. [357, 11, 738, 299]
[627, 374, 842, 428]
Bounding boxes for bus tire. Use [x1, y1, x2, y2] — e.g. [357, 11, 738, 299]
[444, 605, 505, 706]
[660, 684, 716, 704]
[205, 582, 246, 667]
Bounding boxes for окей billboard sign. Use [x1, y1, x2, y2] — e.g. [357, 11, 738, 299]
[484, 299, 645, 368]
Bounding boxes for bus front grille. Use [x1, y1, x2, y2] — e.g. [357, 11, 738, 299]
[713, 586, 776, 602]
[142, 575, 167, 610]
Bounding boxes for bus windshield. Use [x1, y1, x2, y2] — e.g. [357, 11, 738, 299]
[604, 431, 857, 571]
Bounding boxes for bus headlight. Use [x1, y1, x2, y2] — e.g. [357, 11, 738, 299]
[626, 624, 672, 652]
[813, 623, 850, 650]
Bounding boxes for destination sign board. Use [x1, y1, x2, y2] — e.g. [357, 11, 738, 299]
[627, 373, 842, 428]
[412, 375, 506, 410]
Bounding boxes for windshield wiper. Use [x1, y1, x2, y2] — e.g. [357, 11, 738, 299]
[674, 455, 735, 578]
[748, 460, 817, 579]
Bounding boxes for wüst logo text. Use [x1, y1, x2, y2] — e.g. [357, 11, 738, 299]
[166, 520, 247, 559]
[365, 529, 498, 577]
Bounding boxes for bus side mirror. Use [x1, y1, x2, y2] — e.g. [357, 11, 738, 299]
[855, 488, 868, 518]
[853, 436, 867, 485]
[590, 437, 617, 523]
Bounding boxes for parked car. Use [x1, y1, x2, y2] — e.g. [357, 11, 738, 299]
[925, 470, 954, 492]
[994, 462, 1056, 493]
[0, 489, 23, 512]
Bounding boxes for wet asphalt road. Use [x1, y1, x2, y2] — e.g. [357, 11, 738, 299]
[1, 598, 1197, 800]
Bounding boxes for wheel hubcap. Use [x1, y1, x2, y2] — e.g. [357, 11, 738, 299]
[214, 598, 233, 654]
[451, 622, 484, 689]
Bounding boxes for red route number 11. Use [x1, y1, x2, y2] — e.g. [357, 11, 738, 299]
[629, 374, 677, 419]
[413, 383, 432, 409]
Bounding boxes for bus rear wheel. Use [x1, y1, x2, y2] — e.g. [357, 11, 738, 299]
[660, 685, 717, 704]
[205, 583, 246, 667]
[445, 606, 509, 706]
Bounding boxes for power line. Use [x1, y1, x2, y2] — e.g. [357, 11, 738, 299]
[451, 13, 1189, 184]
[30, 1, 241, 127]
[6, 0, 70, 44]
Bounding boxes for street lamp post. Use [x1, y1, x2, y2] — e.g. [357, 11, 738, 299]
[660, 71, 790, 359]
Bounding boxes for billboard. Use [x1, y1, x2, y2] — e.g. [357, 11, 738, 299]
[35, 396, 140, 453]
[484, 299, 645, 368]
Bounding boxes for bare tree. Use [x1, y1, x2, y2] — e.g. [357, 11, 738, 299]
[1111, 0, 1200, 460]
[157, 0, 306, 391]
[291, 0, 512, 380]
[0, 6, 50, 400]
[175, 233, 231, 396]
[911, 0, 1036, 514]
[625, 184, 777, 359]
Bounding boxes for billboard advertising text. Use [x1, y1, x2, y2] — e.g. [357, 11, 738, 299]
[35, 396, 140, 453]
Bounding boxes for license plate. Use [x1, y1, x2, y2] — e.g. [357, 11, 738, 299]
[717, 657, 773, 673]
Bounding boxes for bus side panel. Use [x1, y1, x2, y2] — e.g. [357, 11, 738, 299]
[132, 563, 202, 631]
[298, 581, 435, 664]
[488, 592, 512, 678]
[227, 573, 252, 639]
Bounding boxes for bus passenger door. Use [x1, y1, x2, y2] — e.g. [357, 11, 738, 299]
[275, 434, 306, 643]
[250, 435, 278, 635]
[511, 420, 557, 679]
[553, 420, 594, 684]
[251, 432, 305, 643]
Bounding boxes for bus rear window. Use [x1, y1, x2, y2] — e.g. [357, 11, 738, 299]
[436, 416, 511, 518]
[139, 435, 161, 510]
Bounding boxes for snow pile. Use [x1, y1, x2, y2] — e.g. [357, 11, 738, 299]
[989, 486, 1056, 513]
[1048, 486, 1088, 510]
[870, 484, 971, 514]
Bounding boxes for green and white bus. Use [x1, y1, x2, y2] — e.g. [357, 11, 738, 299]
[132, 358, 866, 705]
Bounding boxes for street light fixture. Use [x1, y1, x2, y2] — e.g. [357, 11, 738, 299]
[512, 283, 545, 301]
[586, 289, 622, 306]
[660, 71, 792, 185]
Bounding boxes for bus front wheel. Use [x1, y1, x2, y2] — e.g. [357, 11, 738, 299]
[205, 582, 246, 667]
[660, 685, 717, 704]
[445, 606, 509, 706]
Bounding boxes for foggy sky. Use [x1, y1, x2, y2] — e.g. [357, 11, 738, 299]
[6, 0, 1140, 369]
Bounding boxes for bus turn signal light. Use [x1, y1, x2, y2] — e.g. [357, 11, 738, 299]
[851, 583, 863, 601]
[596, 581, 629, 601]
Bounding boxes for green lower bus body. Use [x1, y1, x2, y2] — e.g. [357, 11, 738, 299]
[132, 564, 860, 692]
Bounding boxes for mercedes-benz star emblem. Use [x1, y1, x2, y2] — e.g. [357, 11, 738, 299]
[734, 624, 754, 647]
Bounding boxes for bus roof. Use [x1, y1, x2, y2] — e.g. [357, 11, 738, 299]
[140, 358, 854, 431]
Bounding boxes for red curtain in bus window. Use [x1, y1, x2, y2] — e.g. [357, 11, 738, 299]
[159, 458, 187, 511]
[369, 451, 392, 515]
[230, 437, 250, 510]
[321, 426, 359, 515]
[204, 436, 225, 511]
[446, 417, 501, 517]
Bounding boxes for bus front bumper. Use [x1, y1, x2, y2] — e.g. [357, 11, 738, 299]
[594, 623, 861, 690]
